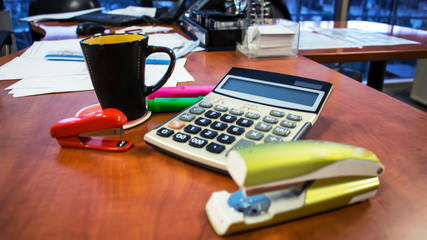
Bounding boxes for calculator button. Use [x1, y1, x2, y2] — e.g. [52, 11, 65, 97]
[255, 122, 272, 132]
[220, 114, 237, 123]
[214, 105, 228, 112]
[184, 124, 201, 134]
[189, 107, 205, 115]
[263, 116, 278, 124]
[173, 132, 191, 143]
[236, 118, 253, 127]
[199, 101, 213, 108]
[217, 133, 236, 144]
[210, 121, 228, 130]
[270, 110, 285, 117]
[205, 110, 221, 119]
[273, 126, 291, 136]
[195, 117, 212, 126]
[280, 120, 297, 128]
[206, 142, 225, 154]
[168, 120, 185, 129]
[189, 137, 208, 148]
[264, 135, 283, 143]
[246, 130, 264, 141]
[200, 129, 218, 139]
[179, 113, 195, 122]
[245, 112, 260, 119]
[227, 125, 245, 135]
[287, 113, 302, 121]
[157, 128, 174, 137]
[230, 108, 244, 115]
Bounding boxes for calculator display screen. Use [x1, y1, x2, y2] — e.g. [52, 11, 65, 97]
[216, 75, 325, 112]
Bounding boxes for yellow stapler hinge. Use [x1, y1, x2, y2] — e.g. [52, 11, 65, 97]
[205, 140, 385, 236]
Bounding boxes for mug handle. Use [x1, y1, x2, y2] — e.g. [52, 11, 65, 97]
[144, 46, 176, 95]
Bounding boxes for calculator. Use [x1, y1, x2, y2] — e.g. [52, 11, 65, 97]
[144, 68, 333, 173]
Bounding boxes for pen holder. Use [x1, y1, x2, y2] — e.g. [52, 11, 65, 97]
[237, 18, 300, 59]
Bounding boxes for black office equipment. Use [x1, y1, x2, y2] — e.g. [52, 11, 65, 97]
[76, 21, 105, 35]
[179, 0, 291, 51]
[72, 11, 146, 26]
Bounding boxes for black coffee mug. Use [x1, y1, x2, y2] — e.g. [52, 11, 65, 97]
[80, 33, 176, 121]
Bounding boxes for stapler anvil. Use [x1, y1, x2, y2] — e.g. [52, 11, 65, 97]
[206, 140, 385, 236]
[50, 108, 132, 151]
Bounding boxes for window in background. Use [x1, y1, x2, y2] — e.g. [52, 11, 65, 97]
[284, 0, 336, 21]
[347, 0, 427, 81]
[284, 0, 427, 82]
[348, 0, 427, 30]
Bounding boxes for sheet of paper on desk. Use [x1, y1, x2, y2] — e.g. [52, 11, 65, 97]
[114, 29, 202, 59]
[0, 35, 195, 97]
[6, 75, 94, 97]
[107, 6, 156, 18]
[299, 28, 420, 50]
[21, 39, 82, 59]
[1, 57, 192, 97]
[0, 57, 88, 80]
[21, 34, 200, 61]
[116, 25, 174, 34]
[19, 8, 103, 22]
[148, 33, 201, 60]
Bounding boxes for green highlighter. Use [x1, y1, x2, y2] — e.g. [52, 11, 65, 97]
[147, 96, 203, 113]
[205, 140, 385, 236]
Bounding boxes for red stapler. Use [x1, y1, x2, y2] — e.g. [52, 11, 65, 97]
[50, 108, 132, 151]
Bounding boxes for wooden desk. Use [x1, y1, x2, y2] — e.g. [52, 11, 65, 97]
[299, 21, 427, 91]
[1, 31, 427, 239]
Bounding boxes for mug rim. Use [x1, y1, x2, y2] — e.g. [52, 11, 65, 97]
[80, 33, 148, 46]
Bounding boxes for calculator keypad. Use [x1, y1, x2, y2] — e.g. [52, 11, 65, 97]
[154, 99, 306, 156]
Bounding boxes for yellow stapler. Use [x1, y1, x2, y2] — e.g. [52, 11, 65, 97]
[205, 140, 385, 236]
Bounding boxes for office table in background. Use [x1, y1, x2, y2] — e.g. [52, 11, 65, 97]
[299, 21, 427, 90]
[1, 24, 427, 240]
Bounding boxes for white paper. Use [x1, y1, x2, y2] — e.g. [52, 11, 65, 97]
[0, 57, 88, 80]
[147, 33, 200, 59]
[4, 58, 193, 97]
[19, 8, 103, 22]
[108, 6, 156, 18]
[19, 33, 199, 61]
[1, 30, 197, 97]
[6, 75, 93, 97]
[299, 28, 420, 50]
[21, 39, 82, 59]
[115, 25, 173, 34]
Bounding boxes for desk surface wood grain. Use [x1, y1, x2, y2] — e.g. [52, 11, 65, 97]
[1, 47, 427, 240]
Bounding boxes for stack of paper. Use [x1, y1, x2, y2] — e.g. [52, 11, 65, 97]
[0, 31, 199, 97]
[299, 28, 420, 50]
[245, 25, 296, 58]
